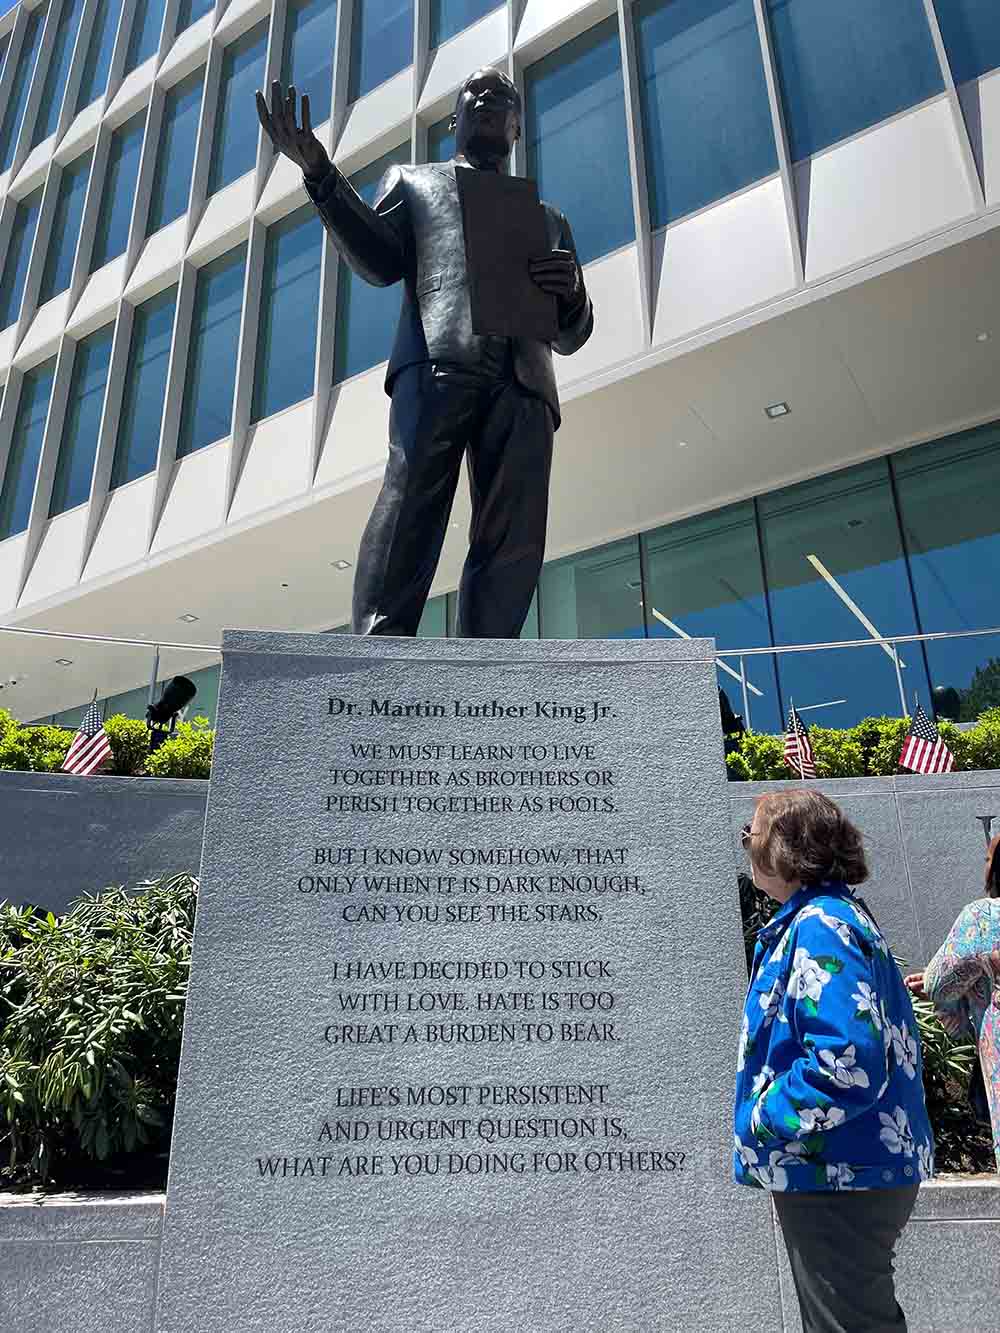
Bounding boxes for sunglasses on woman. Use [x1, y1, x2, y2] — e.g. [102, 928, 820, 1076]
[740, 823, 758, 850]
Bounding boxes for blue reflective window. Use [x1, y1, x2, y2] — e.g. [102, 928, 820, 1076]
[348, 0, 413, 101]
[252, 207, 322, 421]
[430, 0, 502, 48]
[635, 0, 778, 229]
[0, 360, 55, 540]
[148, 71, 203, 233]
[538, 537, 645, 639]
[333, 142, 409, 384]
[642, 502, 781, 733]
[176, 0, 213, 35]
[758, 461, 928, 726]
[525, 17, 634, 265]
[933, 0, 1000, 85]
[125, 0, 165, 73]
[50, 324, 113, 515]
[0, 188, 43, 329]
[767, 0, 944, 162]
[111, 287, 177, 488]
[0, 8, 47, 173]
[427, 115, 455, 163]
[91, 113, 144, 269]
[282, 0, 337, 127]
[209, 22, 268, 195]
[76, 0, 124, 111]
[178, 245, 246, 456]
[32, 0, 86, 147]
[39, 151, 91, 303]
[894, 422, 1000, 720]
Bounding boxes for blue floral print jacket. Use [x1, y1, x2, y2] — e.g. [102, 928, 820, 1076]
[734, 881, 934, 1192]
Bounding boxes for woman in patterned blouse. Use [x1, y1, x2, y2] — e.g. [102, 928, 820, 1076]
[907, 835, 1000, 1170]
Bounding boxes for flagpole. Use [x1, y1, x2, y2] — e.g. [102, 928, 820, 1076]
[893, 637, 907, 717]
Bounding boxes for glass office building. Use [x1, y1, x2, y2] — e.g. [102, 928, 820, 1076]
[1, 0, 1000, 732]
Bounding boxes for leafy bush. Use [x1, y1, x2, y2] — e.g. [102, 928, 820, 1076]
[143, 717, 214, 779]
[727, 708, 1000, 780]
[104, 714, 151, 777]
[0, 721, 74, 772]
[0, 875, 196, 1189]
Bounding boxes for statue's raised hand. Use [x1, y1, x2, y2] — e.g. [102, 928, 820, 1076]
[256, 80, 331, 182]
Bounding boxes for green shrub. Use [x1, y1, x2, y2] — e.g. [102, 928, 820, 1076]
[0, 875, 196, 1188]
[911, 995, 996, 1173]
[726, 731, 787, 781]
[104, 714, 151, 777]
[143, 717, 214, 779]
[964, 706, 1000, 771]
[808, 725, 866, 778]
[0, 708, 16, 743]
[0, 722, 74, 772]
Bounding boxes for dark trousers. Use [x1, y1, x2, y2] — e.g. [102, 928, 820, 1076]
[352, 364, 554, 638]
[774, 1186, 919, 1333]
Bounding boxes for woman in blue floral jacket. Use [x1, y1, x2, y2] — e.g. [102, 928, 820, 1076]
[735, 789, 933, 1333]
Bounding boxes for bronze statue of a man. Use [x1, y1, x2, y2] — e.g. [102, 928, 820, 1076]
[256, 67, 594, 638]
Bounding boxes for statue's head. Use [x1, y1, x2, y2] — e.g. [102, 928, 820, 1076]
[452, 67, 522, 168]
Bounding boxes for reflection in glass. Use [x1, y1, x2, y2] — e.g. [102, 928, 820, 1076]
[427, 115, 456, 163]
[538, 537, 644, 639]
[430, 0, 503, 48]
[348, 0, 413, 101]
[282, 0, 338, 128]
[209, 23, 268, 196]
[111, 287, 178, 488]
[50, 324, 114, 516]
[642, 502, 781, 732]
[0, 188, 43, 329]
[39, 151, 92, 303]
[933, 0, 1000, 85]
[176, 0, 214, 35]
[178, 246, 246, 457]
[0, 360, 55, 540]
[148, 71, 203, 234]
[91, 114, 144, 269]
[417, 596, 448, 637]
[635, 0, 778, 229]
[0, 8, 46, 173]
[333, 143, 410, 384]
[767, 0, 943, 162]
[525, 17, 634, 265]
[32, 0, 86, 147]
[253, 207, 322, 421]
[893, 422, 1000, 719]
[758, 461, 927, 725]
[76, 0, 124, 111]
[125, 0, 165, 74]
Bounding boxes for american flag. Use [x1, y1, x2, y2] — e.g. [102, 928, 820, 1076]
[783, 705, 816, 778]
[61, 698, 111, 776]
[899, 703, 955, 775]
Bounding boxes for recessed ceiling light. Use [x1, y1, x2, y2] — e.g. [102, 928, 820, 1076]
[55, 658, 73, 666]
[765, 402, 790, 419]
[977, 332, 990, 343]
[331, 559, 351, 570]
[846, 518, 865, 529]
[178, 613, 199, 623]
[281, 582, 289, 588]
[678, 440, 688, 448]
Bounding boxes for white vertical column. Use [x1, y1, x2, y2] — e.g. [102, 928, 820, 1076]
[330, 0, 355, 153]
[412, 0, 430, 131]
[185, 34, 223, 243]
[920, 0, 986, 211]
[751, 0, 804, 285]
[18, 332, 77, 597]
[148, 256, 197, 545]
[56, 0, 102, 143]
[616, 0, 652, 347]
[105, 0, 142, 106]
[81, 297, 133, 571]
[224, 214, 265, 515]
[254, 0, 282, 206]
[13, 157, 61, 345]
[0, 366, 25, 506]
[68, 121, 112, 297]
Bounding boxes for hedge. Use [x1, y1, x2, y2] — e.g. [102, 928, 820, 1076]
[3, 706, 1000, 783]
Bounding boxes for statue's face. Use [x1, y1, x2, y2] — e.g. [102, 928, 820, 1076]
[453, 68, 521, 162]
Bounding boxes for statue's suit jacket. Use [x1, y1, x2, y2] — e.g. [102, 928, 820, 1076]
[305, 160, 594, 427]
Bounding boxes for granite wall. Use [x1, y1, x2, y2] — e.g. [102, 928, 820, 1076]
[2, 1182, 996, 1333]
[0, 771, 208, 915]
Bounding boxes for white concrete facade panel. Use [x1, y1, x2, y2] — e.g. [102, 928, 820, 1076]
[229, 400, 312, 522]
[21, 506, 88, 602]
[316, 366, 390, 490]
[151, 443, 228, 554]
[799, 98, 980, 283]
[83, 477, 154, 579]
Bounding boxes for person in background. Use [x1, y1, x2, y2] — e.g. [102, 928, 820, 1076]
[906, 834, 1000, 1170]
[735, 790, 934, 1333]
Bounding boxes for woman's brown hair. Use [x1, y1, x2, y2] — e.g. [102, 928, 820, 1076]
[753, 789, 869, 887]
